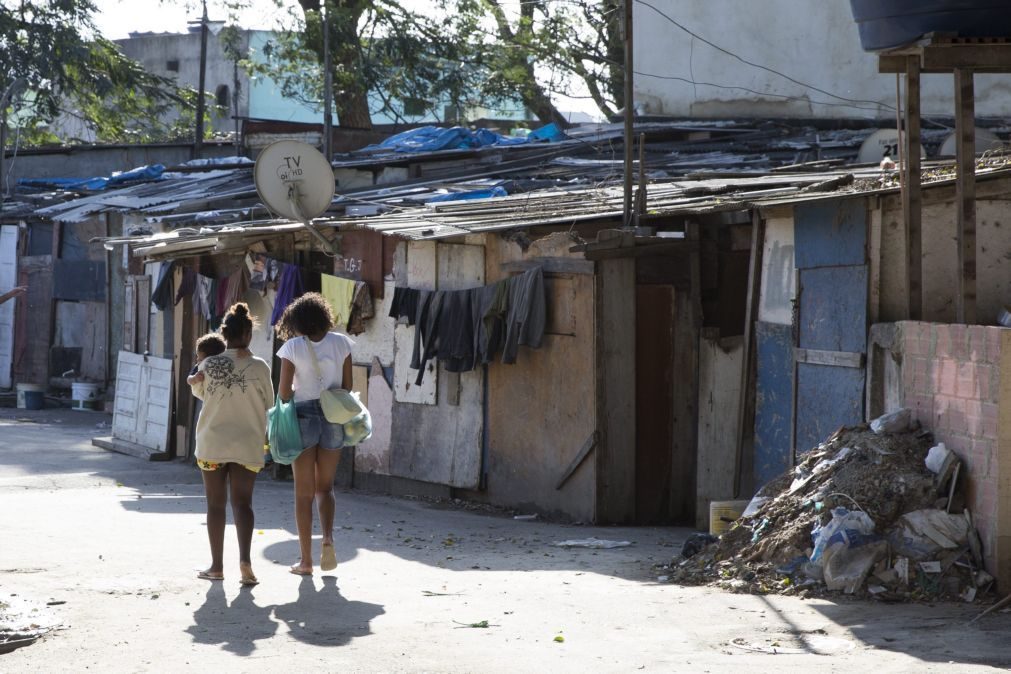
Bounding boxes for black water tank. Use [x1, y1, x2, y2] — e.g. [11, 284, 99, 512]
[849, 0, 1011, 51]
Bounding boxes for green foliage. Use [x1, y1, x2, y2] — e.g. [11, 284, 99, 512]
[247, 0, 621, 127]
[1, 0, 205, 145]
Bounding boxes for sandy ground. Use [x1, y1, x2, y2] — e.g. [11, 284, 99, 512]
[1, 408, 1010, 673]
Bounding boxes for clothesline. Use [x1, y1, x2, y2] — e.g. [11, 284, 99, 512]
[149, 250, 375, 336]
[388, 266, 546, 383]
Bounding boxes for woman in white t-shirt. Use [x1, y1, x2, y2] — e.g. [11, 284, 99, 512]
[275, 292, 354, 576]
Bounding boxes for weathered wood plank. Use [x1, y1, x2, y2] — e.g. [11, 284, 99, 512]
[955, 67, 977, 324]
[556, 431, 599, 491]
[670, 287, 698, 524]
[794, 347, 865, 369]
[595, 254, 636, 524]
[699, 331, 744, 529]
[501, 257, 594, 275]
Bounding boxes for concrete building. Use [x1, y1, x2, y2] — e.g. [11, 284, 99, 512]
[633, 0, 1011, 120]
[53, 28, 532, 141]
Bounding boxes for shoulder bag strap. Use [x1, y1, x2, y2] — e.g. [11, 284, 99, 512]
[304, 336, 325, 389]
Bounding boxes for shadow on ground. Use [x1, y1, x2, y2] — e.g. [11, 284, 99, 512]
[186, 578, 384, 654]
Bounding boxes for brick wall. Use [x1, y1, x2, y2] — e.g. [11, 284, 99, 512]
[898, 321, 1004, 575]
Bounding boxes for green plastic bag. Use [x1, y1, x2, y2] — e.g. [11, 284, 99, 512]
[267, 396, 303, 465]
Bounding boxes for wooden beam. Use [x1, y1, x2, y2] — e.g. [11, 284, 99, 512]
[794, 347, 865, 368]
[501, 257, 594, 275]
[556, 431, 599, 490]
[955, 68, 977, 324]
[903, 56, 923, 321]
[922, 44, 1011, 71]
[582, 240, 699, 261]
[733, 212, 764, 498]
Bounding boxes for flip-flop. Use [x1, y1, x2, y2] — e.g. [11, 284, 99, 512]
[289, 565, 313, 576]
[320, 544, 337, 572]
[239, 563, 259, 586]
[197, 570, 224, 581]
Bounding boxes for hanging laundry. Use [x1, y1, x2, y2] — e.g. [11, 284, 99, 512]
[346, 281, 374, 336]
[270, 263, 305, 325]
[476, 279, 509, 364]
[215, 275, 231, 317]
[320, 274, 356, 329]
[151, 261, 175, 311]
[174, 267, 198, 306]
[438, 288, 478, 373]
[388, 286, 420, 325]
[222, 265, 249, 309]
[501, 267, 546, 364]
[411, 290, 444, 385]
[192, 274, 214, 321]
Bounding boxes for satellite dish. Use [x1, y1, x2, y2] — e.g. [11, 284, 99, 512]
[857, 129, 926, 164]
[937, 128, 1002, 158]
[254, 140, 335, 222]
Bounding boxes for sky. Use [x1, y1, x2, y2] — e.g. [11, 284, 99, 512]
[91, 0, 603, 122]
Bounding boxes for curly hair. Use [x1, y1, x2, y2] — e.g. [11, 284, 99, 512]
[221, 302, 255, 345]
[274, 292, 334, 341]
[195, 332, 226, 359]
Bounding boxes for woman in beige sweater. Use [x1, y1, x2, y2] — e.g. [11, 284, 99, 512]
[188, 303, 274, 585]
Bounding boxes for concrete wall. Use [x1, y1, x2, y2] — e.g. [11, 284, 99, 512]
[876, 177, 1011, 325]
[634, 0, 1011, 120]
[883, 321, 1011, 586]
[117, 30, 251, 134]
[5, 143, 238, 184]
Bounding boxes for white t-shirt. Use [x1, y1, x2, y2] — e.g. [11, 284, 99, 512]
[277, 332, 355, 402]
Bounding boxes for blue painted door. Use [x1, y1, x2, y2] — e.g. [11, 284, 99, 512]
[793, 199, 868, 454]
[754, 321, 795, 486]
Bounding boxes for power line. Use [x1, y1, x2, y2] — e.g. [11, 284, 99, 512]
[634, 0, 892, 109]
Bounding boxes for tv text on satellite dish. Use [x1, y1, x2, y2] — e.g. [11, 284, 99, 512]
[276, 155, 304, 182]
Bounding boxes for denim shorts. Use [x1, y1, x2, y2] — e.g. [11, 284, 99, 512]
[295, 400, 345, 450]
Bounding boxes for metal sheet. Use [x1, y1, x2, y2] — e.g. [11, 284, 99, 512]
[795, 362, 865, 454]
[754, 321, 794, 487]
[798, 266, 868, 353]
[793, 198, 867, 269]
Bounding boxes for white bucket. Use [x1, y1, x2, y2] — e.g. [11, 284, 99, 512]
[16, 383, 44, 410]
[71, 382, 101, 411]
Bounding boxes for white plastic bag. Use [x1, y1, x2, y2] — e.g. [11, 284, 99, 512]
[870, 408, 911, 435]
[810, 507, 875, 563]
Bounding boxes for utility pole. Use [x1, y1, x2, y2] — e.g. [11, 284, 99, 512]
[622, 0, 634, 227]
[194, 0, 209, 159]
[322, 0, 334, 161]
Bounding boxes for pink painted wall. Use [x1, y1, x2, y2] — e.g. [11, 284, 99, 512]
[898, 322, 1003, 574]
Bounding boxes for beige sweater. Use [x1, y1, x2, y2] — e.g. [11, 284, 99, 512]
[190, 350, 274, 466]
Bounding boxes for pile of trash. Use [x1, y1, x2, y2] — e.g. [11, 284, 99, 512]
[669, 409, 991, 601]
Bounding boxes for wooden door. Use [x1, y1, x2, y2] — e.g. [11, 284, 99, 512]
[112, 350, 173, 451]
[635, 285, 675, 524]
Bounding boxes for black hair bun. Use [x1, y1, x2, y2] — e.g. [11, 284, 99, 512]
[230, 303, 249, 318]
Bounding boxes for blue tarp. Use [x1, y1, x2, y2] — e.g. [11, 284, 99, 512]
[18, 164, 165, 191]
[425, 186, 508, 203]
[359, 123, 565, 154]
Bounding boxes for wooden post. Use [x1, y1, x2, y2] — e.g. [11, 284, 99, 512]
[733, 211, 764, 498]
[903, 56, 922, 321]
[955, 68, 977, 324]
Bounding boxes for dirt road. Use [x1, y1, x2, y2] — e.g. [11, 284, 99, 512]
[1, 409, 1008, 672]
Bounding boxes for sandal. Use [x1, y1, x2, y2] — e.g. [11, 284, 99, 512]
[289, 564, 313, 576]
[321, 544, 337, 572]
[197, 570, 224, 581]
[239, 563, 259, 587]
